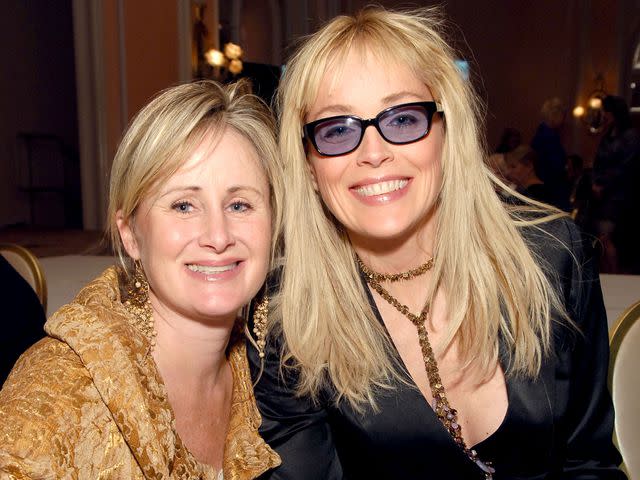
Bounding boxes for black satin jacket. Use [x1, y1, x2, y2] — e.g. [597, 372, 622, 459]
[249, 218, 625, 479]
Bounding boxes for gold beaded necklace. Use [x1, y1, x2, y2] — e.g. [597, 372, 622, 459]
[357, 257, 495, 479]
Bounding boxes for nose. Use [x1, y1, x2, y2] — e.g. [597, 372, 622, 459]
[356, 126, 393, 168]
[199, 212, 235, 252]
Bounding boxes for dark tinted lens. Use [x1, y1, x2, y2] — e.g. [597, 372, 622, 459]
[313, 117, 362, 155]
[379, 104, 430, 143]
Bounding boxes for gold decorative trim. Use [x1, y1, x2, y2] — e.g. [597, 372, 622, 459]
[0, 243, 47, 312]
[607, 298, 640, 478]
[609, 299, 640, 386]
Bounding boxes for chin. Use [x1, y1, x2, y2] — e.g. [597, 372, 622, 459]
[195, 304, 243, 322]
[359, 221, 415, 239]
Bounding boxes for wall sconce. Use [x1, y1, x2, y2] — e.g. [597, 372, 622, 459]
[205, 42, 244, 81]
[573, 74, 607, 134]
[192, 3, 243, 83]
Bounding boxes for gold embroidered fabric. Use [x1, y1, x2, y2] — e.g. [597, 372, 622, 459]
[0, 267, 280, 479]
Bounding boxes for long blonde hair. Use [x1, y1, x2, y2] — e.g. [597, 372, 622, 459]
[274, 6, 567, 409]
[107, 79, 284, 275]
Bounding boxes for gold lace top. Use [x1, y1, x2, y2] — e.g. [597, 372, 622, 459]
[0, 267, 280, 479]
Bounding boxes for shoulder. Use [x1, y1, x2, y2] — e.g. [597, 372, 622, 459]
[519, 215, 597, 312]
[1, 337, 98, 426]
[0, 337, 108, 476]
[520, 215, 584, 269]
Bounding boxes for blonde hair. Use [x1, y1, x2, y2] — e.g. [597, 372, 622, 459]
[108, 79, 284, 275]
[274, 6, 567, 409]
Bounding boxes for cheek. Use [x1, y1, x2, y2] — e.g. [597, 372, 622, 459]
[412, 143, 443, 188]
[138, 216, 196, 261]
[237, 214, 272, 252]
[256, 218, 273, 257]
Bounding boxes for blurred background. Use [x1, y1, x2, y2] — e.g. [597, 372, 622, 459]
[1, 0, 638, 274]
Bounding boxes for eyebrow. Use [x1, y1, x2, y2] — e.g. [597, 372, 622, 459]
[158, 186, 201, 198]
[227, 185, 265, 197]
[311, 104, 354, 119]
[158, 185, 265, 198]
[381, 91, 428, 104]
[310, 91, 429, 120]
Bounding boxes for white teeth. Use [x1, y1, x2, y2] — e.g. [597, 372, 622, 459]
[355, 179, 408, 197]
[187, 263, 237, 274]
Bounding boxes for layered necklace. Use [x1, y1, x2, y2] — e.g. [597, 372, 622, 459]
[357, 256, 495, 480]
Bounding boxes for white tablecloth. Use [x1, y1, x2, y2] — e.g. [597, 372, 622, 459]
[40, 255, 115, 317]
[600, 274, 640, 333]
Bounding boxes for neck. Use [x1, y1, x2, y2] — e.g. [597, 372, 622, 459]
[350, 215, 436, 275]
[150, 297, 236, 390]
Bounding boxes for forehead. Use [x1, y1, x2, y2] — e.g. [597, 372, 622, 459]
[308, 48, 432, 119]
[164, 127, 267, 189]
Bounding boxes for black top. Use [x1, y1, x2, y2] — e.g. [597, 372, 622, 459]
[248, 218, 625, 479]
[0, 256, 46, 386]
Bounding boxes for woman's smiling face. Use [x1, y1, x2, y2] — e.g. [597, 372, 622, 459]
[118, 127, 272, 324]
[306, 49, 444, 251]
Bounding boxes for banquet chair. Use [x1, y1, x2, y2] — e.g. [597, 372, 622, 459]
[0, 243, 47, 312]
[609, 299, 640, 479]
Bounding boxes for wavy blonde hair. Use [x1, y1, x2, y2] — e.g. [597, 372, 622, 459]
[107, 79, 284, 275]
[274, 6, 567, 409]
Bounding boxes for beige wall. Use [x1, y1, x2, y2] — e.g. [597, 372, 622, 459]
[101, 0, 182, 168]
[123, 1, 181, 120]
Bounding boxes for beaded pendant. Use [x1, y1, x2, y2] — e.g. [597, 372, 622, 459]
[358, 257, 495, 479]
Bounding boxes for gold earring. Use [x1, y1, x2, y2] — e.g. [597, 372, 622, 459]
[124, 260, 157, 351]
[252, 296, 269, 358]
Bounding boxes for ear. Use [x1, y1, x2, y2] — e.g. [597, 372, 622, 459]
[307, 161, 319, 192]
[116, 210, 141, 260]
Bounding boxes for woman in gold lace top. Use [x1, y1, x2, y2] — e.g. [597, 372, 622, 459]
[0, 80, 282, 479]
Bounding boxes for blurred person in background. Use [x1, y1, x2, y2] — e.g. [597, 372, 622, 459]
[504, 144, 554, 205]
[0, 255, 45, 386]
[589, 95, 640, 273]
[531, 97, 571, 210]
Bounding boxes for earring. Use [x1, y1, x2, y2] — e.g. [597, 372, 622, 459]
[252, 296, 269, 358]
[123, 260, 157, 351]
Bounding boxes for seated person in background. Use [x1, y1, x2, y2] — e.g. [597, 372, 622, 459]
[0, 255, 45, 386]
[531, 97, 571, 210]
[566, 153, 593, 225]
[487, 152, 516, 196]
[590, 95, 640, 273]
[0, 79, 282, 478]
[494, 127, 522, 154]
[505, 144, 555, 206]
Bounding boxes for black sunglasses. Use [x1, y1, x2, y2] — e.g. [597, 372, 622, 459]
[303, 101, 444, 157]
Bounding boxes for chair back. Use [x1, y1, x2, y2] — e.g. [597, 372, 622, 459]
[0, 243, 47, 311]
[609, 299, 640, 478]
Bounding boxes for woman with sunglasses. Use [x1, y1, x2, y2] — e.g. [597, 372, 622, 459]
[248, 6, 624, 480]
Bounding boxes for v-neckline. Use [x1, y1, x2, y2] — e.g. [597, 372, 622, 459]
[358, 267, 513, 451]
